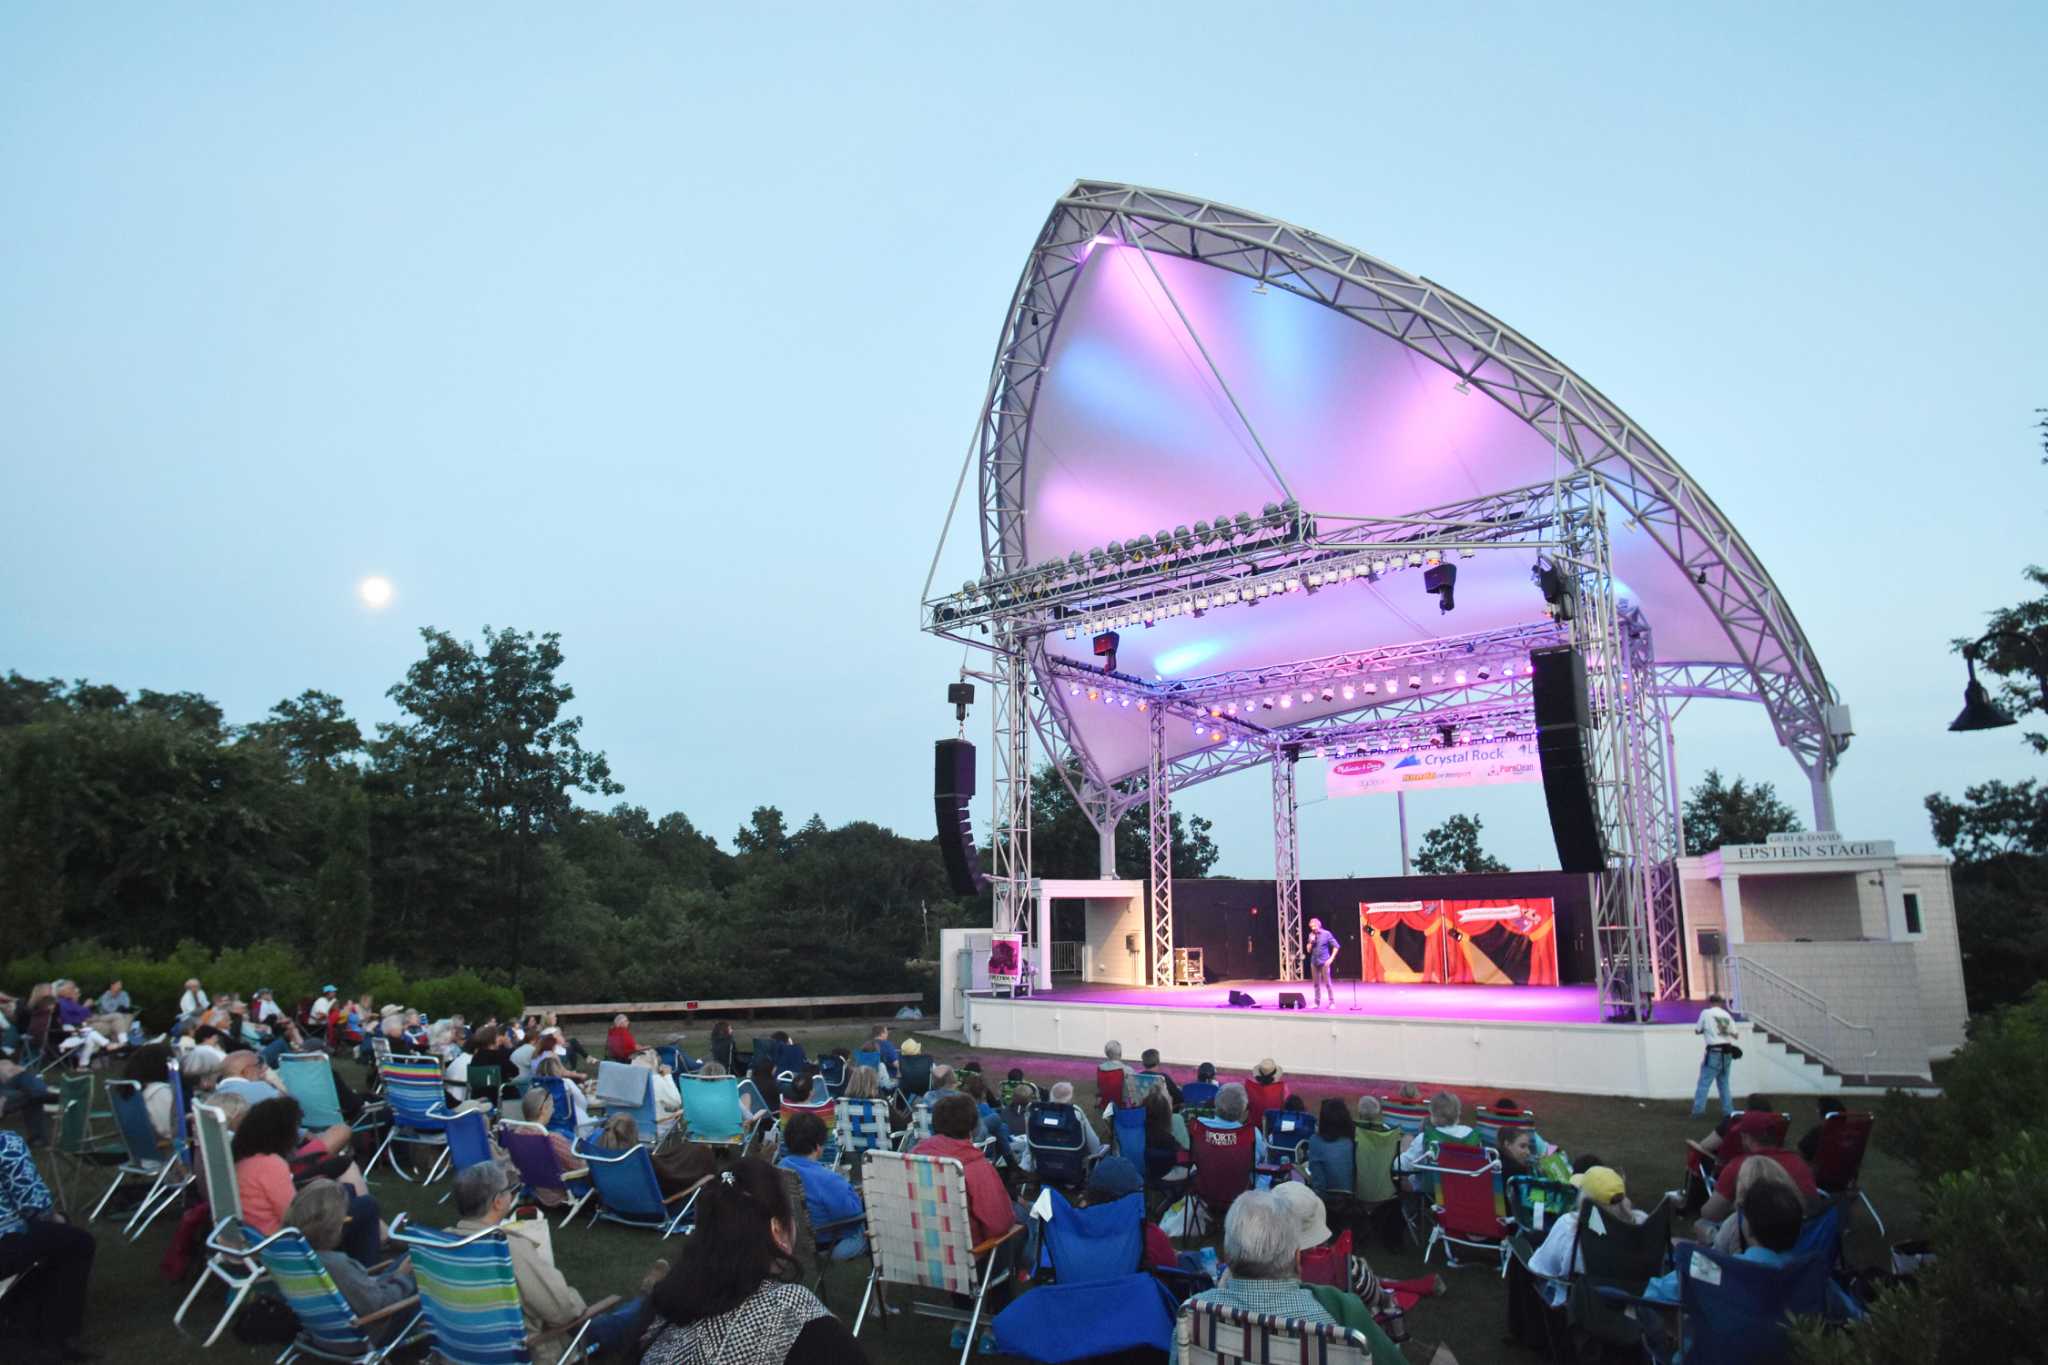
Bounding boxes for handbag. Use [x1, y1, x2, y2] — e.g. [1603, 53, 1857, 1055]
[1726, 1045, 1744, 1060]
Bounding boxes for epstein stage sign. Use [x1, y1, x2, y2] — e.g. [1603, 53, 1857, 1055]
[1325, 739, 1540, 799]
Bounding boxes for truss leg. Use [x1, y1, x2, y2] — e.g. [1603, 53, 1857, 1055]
[1147, 705, 1174, 986]
[989, 638, 1035, 985]
[1097, 812, 1118, 879]
[1274, 746, 1304, 982]
[1808, 763, 1837, 835]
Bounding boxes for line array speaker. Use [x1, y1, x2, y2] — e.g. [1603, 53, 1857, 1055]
[933, 739, 987, 895]
[1530, 645, 1607, 874]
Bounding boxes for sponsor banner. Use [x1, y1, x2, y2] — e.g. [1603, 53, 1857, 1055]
[1324, 739, 1541, 799]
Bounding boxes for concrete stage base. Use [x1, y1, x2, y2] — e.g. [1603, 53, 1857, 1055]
[961, 981, 1837, 1099]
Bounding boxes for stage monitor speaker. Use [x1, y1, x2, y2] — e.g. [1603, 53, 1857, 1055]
[933, 739, 986, 895]
[1530, 646, 1606, 874]
[1277, 991, 1307, 1010]
[1227, 989, 1258, 1008]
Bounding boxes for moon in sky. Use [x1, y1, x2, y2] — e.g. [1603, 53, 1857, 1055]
[357, 576, 395, 609]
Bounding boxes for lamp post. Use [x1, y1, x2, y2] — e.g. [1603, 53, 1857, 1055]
[1949, 628, 2048, 733]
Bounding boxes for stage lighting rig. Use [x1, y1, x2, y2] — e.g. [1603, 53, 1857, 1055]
[1092, 630, 1120, 673]
[1423, 562, 1457, 613]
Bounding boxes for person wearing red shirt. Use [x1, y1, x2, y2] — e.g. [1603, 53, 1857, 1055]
[605, 1014, 640, 1063]
[1698, 1109, 1820, 1232]
[912, 1094, 1018, 1247]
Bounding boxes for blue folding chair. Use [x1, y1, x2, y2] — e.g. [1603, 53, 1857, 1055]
[1669, 1243, 1833, 1363]
[1179, 1081, 1219, 1109]
[399, 1223, 620, 1364]
[1262, 1108, 1316, 1151]
[594, 1061, 665, 1142]
[852, 1047, 883, 1076]
[654, 1046, 683, 1076]
[992, 1273, 1178, 1362]
[429, 1105, 497, 1205]
[250, 1222, 425, 1364]
[1039, 1189, 1143, 1284]
[835, 1098, 893, 1175]
[677, 1073, 762, 1146]
[1111, 1106, 1147, 1166]
[576, 1140, 708, 1236]
[818, 1055, 848, 1097]
[1027, 1103, 1090, 1189]
[94, 1078, 193, 1239]
[534, 1075, 580, 1141]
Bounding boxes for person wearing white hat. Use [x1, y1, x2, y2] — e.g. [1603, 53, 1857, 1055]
[309, 986, 338, 1025]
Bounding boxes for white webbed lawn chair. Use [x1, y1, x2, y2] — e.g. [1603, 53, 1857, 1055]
[854, 1149, 1023, 1365]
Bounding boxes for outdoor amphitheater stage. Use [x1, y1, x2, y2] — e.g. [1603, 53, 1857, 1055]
[956, 980, 1812, 1102]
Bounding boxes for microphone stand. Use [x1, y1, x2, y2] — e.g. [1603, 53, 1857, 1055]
[1348, 943, 1360, 1011]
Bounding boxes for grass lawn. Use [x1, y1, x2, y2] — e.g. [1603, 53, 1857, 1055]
[17, 1016, 1922, 1364]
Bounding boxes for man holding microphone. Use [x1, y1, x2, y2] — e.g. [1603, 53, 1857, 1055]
[1307, 917, 1339, 1008]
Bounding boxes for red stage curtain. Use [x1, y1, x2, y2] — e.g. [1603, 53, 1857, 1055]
[1358, 903, 1446, 983]
[1444, 899, 1558, 986]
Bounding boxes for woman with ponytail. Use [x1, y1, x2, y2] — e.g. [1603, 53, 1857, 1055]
[635, 1157, 868, 1364]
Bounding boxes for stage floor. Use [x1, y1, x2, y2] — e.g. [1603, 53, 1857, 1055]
[1032, 979, 1707, 1026]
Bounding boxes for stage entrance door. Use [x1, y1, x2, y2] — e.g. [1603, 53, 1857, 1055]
[1225, 903, 1279, 980]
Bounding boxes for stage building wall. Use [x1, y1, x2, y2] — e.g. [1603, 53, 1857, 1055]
[1169, 873, 1597, 987]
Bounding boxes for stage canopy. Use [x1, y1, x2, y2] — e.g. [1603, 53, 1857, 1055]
[928, 183, 1844, 811]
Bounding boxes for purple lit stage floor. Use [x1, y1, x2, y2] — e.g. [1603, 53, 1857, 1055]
[1035, 980, 1706, 1026]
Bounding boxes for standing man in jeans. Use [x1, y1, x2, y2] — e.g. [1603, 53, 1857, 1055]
[1692, 993, 1739, 1117]
[1306, 918, 1339, 1008]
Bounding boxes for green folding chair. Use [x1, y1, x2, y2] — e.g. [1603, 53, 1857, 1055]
[46, 1069, 125, 1214]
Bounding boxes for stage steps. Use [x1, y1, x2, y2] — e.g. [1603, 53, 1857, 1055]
[1734, 1020, 1841, 1093]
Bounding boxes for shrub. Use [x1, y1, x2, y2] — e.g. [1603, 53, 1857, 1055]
[408, 970, 523, 1024]
[1877, 983, 2048, 1183]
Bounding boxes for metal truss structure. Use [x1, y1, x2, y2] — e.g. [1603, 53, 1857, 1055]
[926, 183, 1845, 1012]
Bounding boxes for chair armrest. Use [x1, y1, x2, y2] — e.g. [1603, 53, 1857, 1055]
[560, 1167, 590, 1181]
[355, 1294, 420, 1328]
[813, 1213, 866, 1237]
[527, 1294, 627, 1344]
[662, 1174, 717, 1206]
[971, 1222, 1025, 1259]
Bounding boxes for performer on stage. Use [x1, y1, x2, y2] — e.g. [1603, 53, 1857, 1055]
[1307, 918, 1338, 1007]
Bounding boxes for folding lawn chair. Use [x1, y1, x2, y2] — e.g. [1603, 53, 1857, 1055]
[278, 1052, 387, 1139]
[1025, 1102, 1091, 1191]
[594, 1061, 666, 1141]
[676, 1072, 767, 1147]
[364, 1055, 451, 1182]
[534, 1075, 580, 1141]
[398, 1223, 621, 1365]
[249, 1223, 426, 1364]
[1419, 1142, 1512, 1272]
[1474, 1106, 1538, 1148]
[897, 1053, 934, 1099]
[499, 1120, 594, 1223]
[1111, 1105, 1147, 1166]
[1612, 1242, 1830, 1365]
[835, 1096, 893, 1175]
[1506, 1174, 1579, 1240]
[1810, 1110, 1882, 1236]
[897, 1101, 936, 1152]
[1175, 1300, 1378, 1365]
[993, 1273, 1179, 1362]
[1258, 1108, 1315, 1177]
[175, 1100, 269, 1346]
[94, 1078, 193, 1239]
[1568, 1194, 1675, 1353]
[1184, 1116, 1255, 1242]
[1094, 1064, 1126, 1112]
[44, 1069, 124, 1215]
[817, 1054, 847, 1097]
[428, 1104, 496, 1205]
[1037, 1189, 1143, 1284]
[575, 1140, 707, 1236]
[781, 1094, 838, 1163]
[853, 1149, 1025, 1365]
[1352, 1121, 1408, 1247]
[1378, 1099, 1430, 1135]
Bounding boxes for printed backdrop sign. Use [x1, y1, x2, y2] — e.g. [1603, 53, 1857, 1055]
[1358, 898, 1557, 985]
[1325, 740, 1540, 799]
[986, 932, 1024, 984]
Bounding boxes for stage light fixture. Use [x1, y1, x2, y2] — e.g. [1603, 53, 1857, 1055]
[1209, 728, 1223, 742]
[1255, 583, 1271, 599]
[1408, 674, 1422, 689]
[1064, 625, 1077, 640]
[1407, 552, 1424, 568]
[1279, 694, 1293, 709]
[1322, 686, 1336, 702]
[1262, 696, 1276, 710]
[1362, 682, 1376, 695]
[1092, 630, 1120, 672]
[1424, 550, 1441, 568]
[1371, 558, 1389, 576]
[1086, 687, 1100, 702]
[1423, 562, 1457, 613]
[1477, 664, 1491, 680]
[1454, 670, 1467, 684]
[1286, 577, 1302, 593]
[1235, 512, 1256, 537]
[1341, 684, 1356, 701]
[1135, 699, 1148, 712]
[1432, 673, 1444, 685]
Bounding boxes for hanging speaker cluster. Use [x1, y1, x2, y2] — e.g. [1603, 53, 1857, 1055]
[933, 739, 987, 895]
[1530, 646, 1607, 874]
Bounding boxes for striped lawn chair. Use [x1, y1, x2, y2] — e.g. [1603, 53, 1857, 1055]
[1176, 1300, 1378, 1364]
[366, 1055, 451, 1182]
[1379, 1099, 1430, 1136]
[575, 1140, 709, 1236]
[854, 1149, 1024, 1365]
[398, 1223, 621, 1364]
[780, 1095, 838, 1165]
[835, 1097, 892, 1176]
[279, 1053, 388, 1139]
[175, 1100, 269, 1346]
[247, 1223, 424, 1364]
[896, 1101, 935, 1152]
[1473, 1106, 1538, 1148]
[94, 1078, 193, 1239]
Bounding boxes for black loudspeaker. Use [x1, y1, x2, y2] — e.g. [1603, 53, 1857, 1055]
[1530, 646, 1606, 873]
[933, 739, 986, 894]
[1278, 992, 1307, 1010]
[1227, 990, 1258, 1008]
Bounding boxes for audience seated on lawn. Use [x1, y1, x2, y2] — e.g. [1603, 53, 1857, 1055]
[913, 1093, 1018, 1246]
[779, 1113, 866, 1261]
[635, 1047, 683, 1123]
[533, 1055, 596, 1136]
[1648, 1176, 1802, 1304]
[1524, 1164, 1644, 1306]
[1307, 1097, 1356, 1197]
[286, 1177, 417, 1344]
[0, 1126, 97, 1363]
[1245, 1058, 1287, 1129]
[1175, 1188, 1342, 1362]
[469, 1023, 520, 1085]
[214, 1049, 284, 1106]
[607, 1014, 640, 1063]
[448, 1160, 658, 1365]
[634, 1155, 868, 1364]
[1195, 1081, 1267, 1161]
[520, 1088, 584, 1208]
[1697, 1109, 1820, 1234]
[1400, 1090, 1481, 1170]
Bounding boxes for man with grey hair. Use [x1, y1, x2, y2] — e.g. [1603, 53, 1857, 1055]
[1046, 1080, 1104, 1158]
[1201, 1080, 1271, 1162]
[1173, 1189, 1335, 1362]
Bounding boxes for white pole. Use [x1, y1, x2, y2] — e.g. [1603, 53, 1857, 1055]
[1397, 791, 1412, 877]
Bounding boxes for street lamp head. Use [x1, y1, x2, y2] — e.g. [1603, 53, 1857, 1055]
[1948, 652, 2017, 733]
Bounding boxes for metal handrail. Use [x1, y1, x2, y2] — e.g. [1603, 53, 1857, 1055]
[1727, 954, 1879, 1064]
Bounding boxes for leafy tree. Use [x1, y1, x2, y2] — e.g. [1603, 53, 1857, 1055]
[310, 774, 372, 979]
[1414, 813, 1508, 874]
[1681, 768, 1803, 854]
[247, 689, 364, 771]
[1025, 762, 1221, 881]
[376, 626, 622, 980]
[1924, 778, 2048, 1014]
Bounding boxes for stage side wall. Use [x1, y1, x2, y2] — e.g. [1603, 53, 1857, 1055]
[961, 995, 1832, 1099]
[1171, 873, 1597, 986]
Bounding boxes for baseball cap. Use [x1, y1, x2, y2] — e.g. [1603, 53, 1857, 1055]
[1571, 1166, 1627, 1206]
[1084, 1156, 1143, 1201]
[1269, 1181, 1332, 1249]
[1729, 1110, 1781, 1143]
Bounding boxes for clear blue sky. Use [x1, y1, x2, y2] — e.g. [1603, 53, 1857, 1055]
[3, 4, 2042, 877]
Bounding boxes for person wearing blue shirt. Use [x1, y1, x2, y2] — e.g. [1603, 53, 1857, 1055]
[0, 1128, 98, 1359]
[867, 1023, 901, 1074]
[1306, 919, 1340, 1008]
[1180, 1062, 1221, 1109]
[778, 1113, 866, 1259]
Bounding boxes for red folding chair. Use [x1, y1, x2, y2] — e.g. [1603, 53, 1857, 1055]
[1095, 1065, 1126, 1112]
[1185, 1117, 1255, 1243]
[1422, 1142, 1512, 1273]
[1810, 1111, 1882, 1235]
[1244, 1079, 1288, 1131]
[1299, 1226, 1353, 1287]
